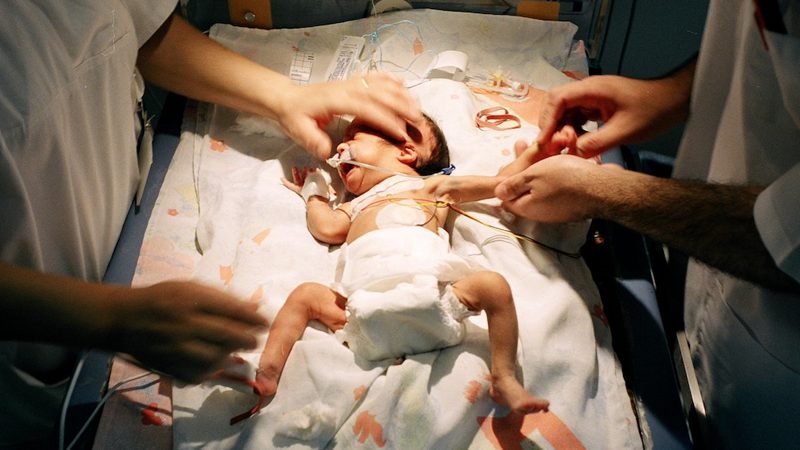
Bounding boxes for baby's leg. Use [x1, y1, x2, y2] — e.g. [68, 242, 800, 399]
[257, 282, 346, 397]
[451, 271, 549, 414]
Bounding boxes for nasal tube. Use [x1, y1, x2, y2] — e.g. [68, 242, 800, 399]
[326, 143, 455, 177]
[326, 144, 357, 169]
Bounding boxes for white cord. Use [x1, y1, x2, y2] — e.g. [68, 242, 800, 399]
[58, 352, 87, 450]
[58, 355, 156, 450]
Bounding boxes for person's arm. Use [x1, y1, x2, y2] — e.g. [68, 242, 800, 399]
[0, 262, 268, 382]
[137, 15, 421, 159]
[495, 155, 800, 293]
[537, 58, 696, 157]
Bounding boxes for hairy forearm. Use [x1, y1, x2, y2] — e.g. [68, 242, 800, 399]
[595, 171, 799, 292]
[0, 263, 117, 345]
[137, 15, 291, 120]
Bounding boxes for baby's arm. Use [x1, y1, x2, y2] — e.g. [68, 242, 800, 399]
[306, 198, 351, 244]
[425, 144, 546, 204]
[497, 142, 542, 178]
[282, 167, 350, 244]
[425, 173, 503, 205]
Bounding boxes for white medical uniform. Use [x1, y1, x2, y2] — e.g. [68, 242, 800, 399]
[674, 0, 800, 447]
[0, 0, 175, 445]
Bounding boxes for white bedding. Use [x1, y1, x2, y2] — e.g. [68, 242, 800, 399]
[100, 9, 641, 450]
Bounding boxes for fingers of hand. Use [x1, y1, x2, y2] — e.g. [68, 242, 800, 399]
[355, 74, 422, 140]
[495, 173, 532, 201]
[363, 73, 421, 119]
[155, 340, 237, 383]
[281, 177, 301, 194]
[285, 118, 333, 159]
[194, 294, 268, 329]
[537, 88, 570, 145]
[291, 166, 301, 183]
[513, 139, 530, 157]
[186, 313, 263, 351]
[538, 79, 612, 152]
[575, 125, 618, 156]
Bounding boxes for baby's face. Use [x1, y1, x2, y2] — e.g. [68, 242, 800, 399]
[340, 118, 432, 159]
[333, 118, 434, 194]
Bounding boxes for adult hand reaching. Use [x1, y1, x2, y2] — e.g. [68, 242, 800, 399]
[0, 263, 269, 384]
[537, 65, 695, 157]
[275, 73, 423, 159]
[110, 281, 269, 383]
[138, 16, 422, 161]
[495, 154, 606, 223]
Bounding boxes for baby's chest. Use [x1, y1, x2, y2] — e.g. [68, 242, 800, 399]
[351, 194, 443, 232]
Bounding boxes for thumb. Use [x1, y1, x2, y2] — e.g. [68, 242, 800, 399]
[302, 131, 333, 160]
[575, 125, 623, 157]
[495, 173, 532, 201]
[287, 119, 333, 160]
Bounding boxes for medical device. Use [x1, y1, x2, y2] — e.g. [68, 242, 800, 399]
[325, 143, 455, 177]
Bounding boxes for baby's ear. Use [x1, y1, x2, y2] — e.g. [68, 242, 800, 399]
[397, 144, 418, 166]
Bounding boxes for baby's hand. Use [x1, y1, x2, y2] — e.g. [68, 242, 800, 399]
[282, 166, 335, 202]
[281, 166, 312, 195]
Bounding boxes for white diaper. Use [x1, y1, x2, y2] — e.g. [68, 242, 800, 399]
[332, 227, 480, 361]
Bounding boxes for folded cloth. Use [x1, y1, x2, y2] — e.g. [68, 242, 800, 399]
[333, 227, 480, 360]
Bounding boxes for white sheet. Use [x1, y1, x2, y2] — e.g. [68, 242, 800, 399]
[108, 9, 640, 450]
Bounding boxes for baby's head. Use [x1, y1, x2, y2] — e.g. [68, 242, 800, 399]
[413, 114, 450, 176]
[333, 113, 450, 194]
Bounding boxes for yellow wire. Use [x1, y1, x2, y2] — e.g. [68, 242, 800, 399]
[368, 197, 582, 258]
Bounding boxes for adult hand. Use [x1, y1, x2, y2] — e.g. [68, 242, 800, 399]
[537, 73, 692, 157]
[276, 73, 422, 159]
[495, 154, 610, 223]
[111, 281, 268, 383]
[138, 16, 421, 161]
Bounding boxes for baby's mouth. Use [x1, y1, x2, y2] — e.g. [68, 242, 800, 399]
[339, 162, 355, 178]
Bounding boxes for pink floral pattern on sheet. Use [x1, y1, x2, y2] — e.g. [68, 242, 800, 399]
[249, 285, 264, 303]
[464, 380, 483, 404]
[353, 410, 386, 447]
[252, 228, 271, 245]
[478, 411, 585, 450]
[219, 265, 233, 285]
[353, 385, 367, 402]
[413, 37, 424, 55]
[464, 373, 492, 404]
[135, 237, 196, 286]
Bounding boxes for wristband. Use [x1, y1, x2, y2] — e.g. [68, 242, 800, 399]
[300, 170, 332, 203]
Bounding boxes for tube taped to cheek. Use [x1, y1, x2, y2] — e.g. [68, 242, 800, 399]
[300, 170, 332, 203]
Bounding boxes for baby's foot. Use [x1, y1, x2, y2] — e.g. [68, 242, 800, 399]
[254, 363, 281, 398]
[229, 364, 281, 425]
[490, 375, 549, 415]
